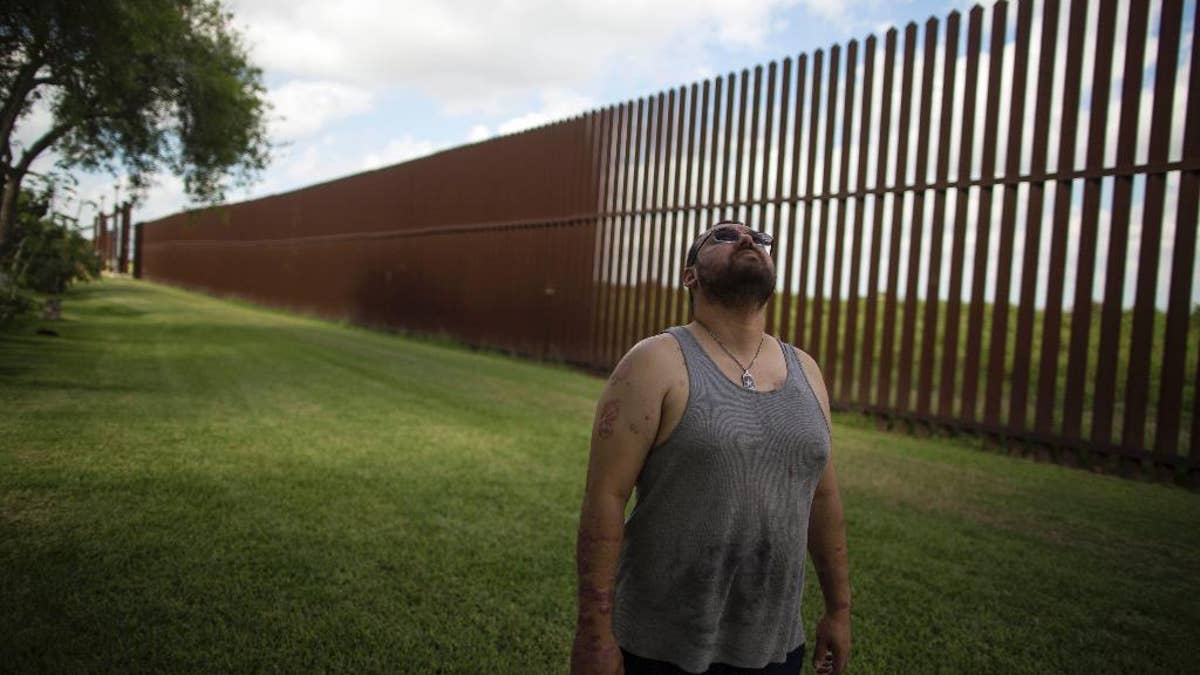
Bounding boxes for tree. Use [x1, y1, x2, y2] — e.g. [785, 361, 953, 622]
[0, 0, 270, 255]
[1, 180, 100, 321]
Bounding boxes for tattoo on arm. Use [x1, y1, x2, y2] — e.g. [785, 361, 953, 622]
[598, 399, 620, 439]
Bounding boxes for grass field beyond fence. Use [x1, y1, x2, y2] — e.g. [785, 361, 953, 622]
[1, 277, 1197, 673]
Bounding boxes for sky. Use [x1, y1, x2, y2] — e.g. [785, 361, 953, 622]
[19, 0, 971, 224]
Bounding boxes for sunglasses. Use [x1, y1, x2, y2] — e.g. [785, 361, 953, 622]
[698, 223, 774, 253]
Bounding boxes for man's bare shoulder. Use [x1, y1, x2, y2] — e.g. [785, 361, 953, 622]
[611, 332, 685, 387]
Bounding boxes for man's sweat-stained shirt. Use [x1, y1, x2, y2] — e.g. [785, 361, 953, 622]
[613, 325, 832, 673]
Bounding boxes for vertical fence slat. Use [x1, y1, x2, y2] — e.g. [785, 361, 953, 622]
[941, 8, 982, 418]
[780, 55, 808, 347]
[736, 69, 752, 223]
[682, 81, 704, 325]
[761, 63, 777, 248]
[602, 107, 621, 366]
[1063, 0, 1118, 441]
[693, 80, 710, 254]
[798, 50, 824, 350]
[709, 77, 723, 223]
[638, 94, 664, 342]
[765, 61, 783, 337]
[651, 91, 671, 333]
[812, 44, 840, 373]
[588, 110, 609, 365]
[1010, 0, 1061, 433]
[827, 41, 857, 401]
[721, 73, 737, 221]
[1092, 0, 1149, 450]
[612, 103, 633, 365]
[843, 36, 875, 406]
[985, 0, 1033, 427]
[668, 86, 689, 328]
[1123, 0, 1182, 455]
[1036, 0, 1088, 436]
[878, 24, 917, 411]
[962, 2, 1008, 424]
[1156, 0, 1200, 462]
[920, 12, 959, 416]
[899, 18, 938, 414]
[619, 99, 644, 360]
[746, 66, 763, 228]
[861, 31, 896, 405]
[632, 96, 653, 350]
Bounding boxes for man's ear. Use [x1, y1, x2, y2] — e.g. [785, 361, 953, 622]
[682, 267, 698, 289]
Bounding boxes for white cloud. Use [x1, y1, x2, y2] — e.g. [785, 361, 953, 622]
[467, 124, 492, 142]
[266, 80, 375, 140]
[360, 136, 439, 171]
[495, 89, 596, 136]
[228, 0, 821, 113]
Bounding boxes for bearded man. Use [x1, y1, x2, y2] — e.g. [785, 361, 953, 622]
[571, 221, 852, 675]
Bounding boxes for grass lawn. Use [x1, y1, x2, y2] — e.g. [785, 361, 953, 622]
[1, 276, 1197, 673]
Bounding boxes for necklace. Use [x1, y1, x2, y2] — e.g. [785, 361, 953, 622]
[695, 319, 766, 390]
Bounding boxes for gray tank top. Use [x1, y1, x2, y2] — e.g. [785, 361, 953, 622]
[613, 325, 832, 672]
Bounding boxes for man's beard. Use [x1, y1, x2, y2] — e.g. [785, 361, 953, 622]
[695, 250, 777, 310]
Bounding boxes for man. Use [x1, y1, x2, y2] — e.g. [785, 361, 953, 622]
[571, 220, 852, 675]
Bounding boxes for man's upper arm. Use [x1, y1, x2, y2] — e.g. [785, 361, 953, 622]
[584, 336, 674, 504]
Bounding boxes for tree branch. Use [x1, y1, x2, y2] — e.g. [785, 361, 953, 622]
[13, 122, 73, 176]
[0, 55, 46, 157]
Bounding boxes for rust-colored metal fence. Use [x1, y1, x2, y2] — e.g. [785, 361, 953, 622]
[140, 120, 603, 363]
[139, 0, 1200, 484]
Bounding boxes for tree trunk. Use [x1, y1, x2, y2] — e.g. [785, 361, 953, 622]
[0, 172, 21, 257]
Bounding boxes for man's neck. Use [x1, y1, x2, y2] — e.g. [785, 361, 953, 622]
[691, 302, 768, 354]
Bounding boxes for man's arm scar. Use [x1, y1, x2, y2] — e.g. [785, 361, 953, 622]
[597, 399, 620, 439]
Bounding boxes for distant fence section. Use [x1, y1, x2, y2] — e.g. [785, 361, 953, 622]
[139, 0, 1200, 485]
[140, 120, 602, 364]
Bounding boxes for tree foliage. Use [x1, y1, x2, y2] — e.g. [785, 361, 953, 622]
[0, 183, 100, 321]
[0, 0, 270, 254]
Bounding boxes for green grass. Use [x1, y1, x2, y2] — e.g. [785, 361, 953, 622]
[2, 277, 1198, 673]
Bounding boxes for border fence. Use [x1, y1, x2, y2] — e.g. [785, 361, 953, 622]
[138, 0, 1200, 485]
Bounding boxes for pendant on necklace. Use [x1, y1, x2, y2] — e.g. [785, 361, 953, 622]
[741, 371, 757, 390]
